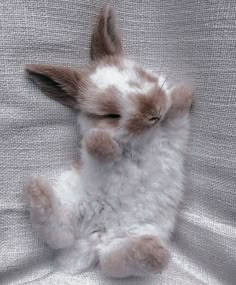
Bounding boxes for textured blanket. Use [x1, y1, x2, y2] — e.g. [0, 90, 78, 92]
[0, 1, 235, 284]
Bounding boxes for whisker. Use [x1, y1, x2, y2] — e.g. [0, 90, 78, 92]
[160, 77, 168, 92]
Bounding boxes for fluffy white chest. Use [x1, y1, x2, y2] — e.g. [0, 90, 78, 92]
[77, 131, 184, 241]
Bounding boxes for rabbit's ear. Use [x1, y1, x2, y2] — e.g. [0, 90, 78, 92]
[25, 64, 82, 108]
[91, 4, 123, 61]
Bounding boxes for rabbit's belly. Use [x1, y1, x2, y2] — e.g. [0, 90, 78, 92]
[80, 141, 184, 241]
[80, 168, 182, 241]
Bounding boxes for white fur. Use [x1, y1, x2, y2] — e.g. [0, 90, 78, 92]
[90, 59, 158, 97]
[26, 62, 190, 275]
[62, 115, 187, 274]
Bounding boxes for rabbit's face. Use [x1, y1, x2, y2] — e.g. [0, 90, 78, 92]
[77, 57, 169, 138]
[25, 5, 189, 142]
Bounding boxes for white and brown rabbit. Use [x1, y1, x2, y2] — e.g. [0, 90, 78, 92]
[24, 4, 192, 278]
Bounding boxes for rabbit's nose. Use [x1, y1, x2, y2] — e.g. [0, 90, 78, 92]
[148, 108, 161, 123]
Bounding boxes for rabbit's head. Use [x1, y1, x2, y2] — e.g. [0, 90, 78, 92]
[25, 5, 190, 143]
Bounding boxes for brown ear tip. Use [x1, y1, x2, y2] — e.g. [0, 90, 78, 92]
[24, 64, 33, 71]
[102, 3, 115, 17]
[24, 64, 39, 74]
[24, 65, 35, 79]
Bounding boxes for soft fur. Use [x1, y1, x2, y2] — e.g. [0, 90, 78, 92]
[24, 4, 192, 278]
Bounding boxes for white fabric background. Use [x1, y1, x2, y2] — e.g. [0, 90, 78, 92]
[0, 1, 235, 284]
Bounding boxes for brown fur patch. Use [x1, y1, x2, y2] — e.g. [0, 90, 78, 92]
[130, 235, 170, 272]
[86, 86, 121, 128]
[98, 86, 121, 114]
[126, 87, 167, 134]
[25, 64, 83, 108]
[90, 5, 122, 61]
[81, 85, 121, 117]
[126, 116, 148, 135]
[25, 177, 51, 207]
[83, 129, 122, 161]
[100, 235, 169, 278]
[24, 177, 52, 223]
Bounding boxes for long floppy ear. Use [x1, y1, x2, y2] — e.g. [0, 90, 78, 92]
[25, 64, 81, 108]
[91, 4, 123, 61]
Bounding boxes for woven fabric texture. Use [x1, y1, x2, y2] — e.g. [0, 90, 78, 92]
[0, 1, 235, 284]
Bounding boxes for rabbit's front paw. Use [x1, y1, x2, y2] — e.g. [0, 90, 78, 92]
[24, 176, 53, 223]
[168, 85, 193, 118]
[83, 129, 122, 161]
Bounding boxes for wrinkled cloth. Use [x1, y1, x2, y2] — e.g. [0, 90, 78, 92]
[0, 1, 235, 284]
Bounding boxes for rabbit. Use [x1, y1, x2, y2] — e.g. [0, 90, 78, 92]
[24, 4, 192, 278]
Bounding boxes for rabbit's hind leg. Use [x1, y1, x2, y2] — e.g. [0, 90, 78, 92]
[25, 176, 76, 249]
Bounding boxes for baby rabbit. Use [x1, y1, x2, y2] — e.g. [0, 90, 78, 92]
[24, 4, 192, 278]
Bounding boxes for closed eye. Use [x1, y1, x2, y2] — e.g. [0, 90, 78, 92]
[149, 116, 160, 121]
[103, 114, 121, 119]
[87, 113, 121, 119]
